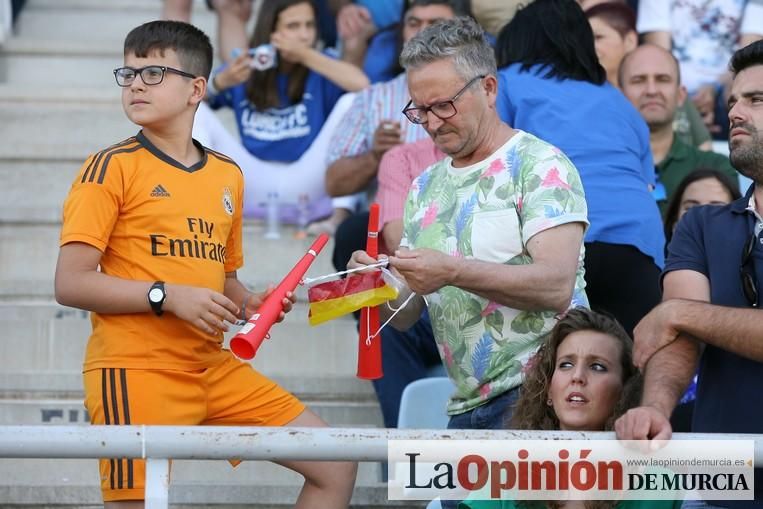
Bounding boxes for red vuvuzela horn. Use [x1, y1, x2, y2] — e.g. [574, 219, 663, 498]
[230, 233, 329, 360]
[357, 203, 383, 379]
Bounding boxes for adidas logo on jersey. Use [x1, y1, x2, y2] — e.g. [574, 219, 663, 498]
[150, 184, 171, 198]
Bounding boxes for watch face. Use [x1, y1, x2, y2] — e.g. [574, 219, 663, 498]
[149, 287, 164, 303]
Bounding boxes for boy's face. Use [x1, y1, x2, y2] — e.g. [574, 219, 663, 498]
[121, 49, 203, 129]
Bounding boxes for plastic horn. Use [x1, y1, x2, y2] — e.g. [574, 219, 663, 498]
[230, 233, 329, 360]
[357, 203, 383, 379]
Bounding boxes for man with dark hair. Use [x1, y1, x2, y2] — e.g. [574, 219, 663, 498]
[620, 44, 738, 212]
[616, 40, 763, 509]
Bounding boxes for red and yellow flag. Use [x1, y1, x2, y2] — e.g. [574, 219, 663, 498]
[307, 271, 398, 326]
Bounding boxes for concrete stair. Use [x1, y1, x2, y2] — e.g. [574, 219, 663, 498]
[0, 1, 395, 506]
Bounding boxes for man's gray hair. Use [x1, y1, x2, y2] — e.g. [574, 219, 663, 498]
[400, 16, 496, 81]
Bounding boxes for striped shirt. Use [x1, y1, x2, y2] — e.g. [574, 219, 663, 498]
[326, 73, 429, 164]
[377, 136, 445, 227]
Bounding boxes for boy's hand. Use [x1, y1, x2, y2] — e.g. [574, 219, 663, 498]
[164, 284, 239, 335]
[244, 285, 296, 323]
[213, 52, 251, 90]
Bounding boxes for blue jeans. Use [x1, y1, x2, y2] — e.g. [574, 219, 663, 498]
[446, 385, 521, 430]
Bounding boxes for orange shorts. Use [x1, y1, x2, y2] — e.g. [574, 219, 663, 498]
[83, 352, 305, 502]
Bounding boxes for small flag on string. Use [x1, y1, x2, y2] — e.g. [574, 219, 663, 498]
[307, 271, 398, 326]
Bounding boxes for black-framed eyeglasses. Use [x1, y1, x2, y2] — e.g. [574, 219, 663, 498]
[113, 65, 197, 87]
[740, 230, 759, 307]
[402, 75, 485, 125]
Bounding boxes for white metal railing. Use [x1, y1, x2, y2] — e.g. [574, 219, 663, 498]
[1, 426, 762, 508]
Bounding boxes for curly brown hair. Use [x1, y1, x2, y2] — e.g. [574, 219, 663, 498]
[512, 308, 642, 509]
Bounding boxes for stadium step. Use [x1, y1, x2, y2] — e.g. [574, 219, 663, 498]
[0, 222, 344, 298]
[0, 397, 382, 428]
[0, 458, 406, 508]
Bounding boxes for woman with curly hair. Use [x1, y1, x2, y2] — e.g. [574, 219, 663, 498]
[460, 308, 681, 509]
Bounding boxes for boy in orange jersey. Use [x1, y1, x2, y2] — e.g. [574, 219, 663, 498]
[54, 20, 356, 507]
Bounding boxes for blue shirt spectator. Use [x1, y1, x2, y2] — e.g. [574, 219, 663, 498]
[496, 63, 665, 269]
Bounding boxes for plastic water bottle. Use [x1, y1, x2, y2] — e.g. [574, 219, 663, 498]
[265, 191, 281, 239]
[296, 194, 310, 232]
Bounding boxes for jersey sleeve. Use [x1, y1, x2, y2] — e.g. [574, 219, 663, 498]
[60, 151, 125, 252]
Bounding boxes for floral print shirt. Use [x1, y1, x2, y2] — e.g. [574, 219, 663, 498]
[401, 130, 589, 414]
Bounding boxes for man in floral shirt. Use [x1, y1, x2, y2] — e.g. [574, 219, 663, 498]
[350, 17, 589, 431]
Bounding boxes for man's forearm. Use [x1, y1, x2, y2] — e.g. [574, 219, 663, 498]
[641, 336, 699, 417]
[670, 299, 763, 362]
[450, 258, 576, 313]
[326, 153, 379, 196]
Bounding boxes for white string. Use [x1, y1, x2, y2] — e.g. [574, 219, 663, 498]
[368, 292, 417, 340]
[301, 259, 389, 286]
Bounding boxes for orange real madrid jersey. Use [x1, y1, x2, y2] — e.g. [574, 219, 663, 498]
[61, 132, 244, 370]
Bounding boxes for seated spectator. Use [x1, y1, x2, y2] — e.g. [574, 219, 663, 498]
[584, 2, 711, 150]
[459, 308, 680, 509]
[194, 0, 369, 227]
[662, 169, 741, 432]
[339, 0, 517, 85]
[619, 44, 739, 213]
[584, 2, 637, 87]
[636, 0, 763, 136]
[377, 137, 445, 250]
[495, 0, 664, 336]
[663, 168, 742, 243]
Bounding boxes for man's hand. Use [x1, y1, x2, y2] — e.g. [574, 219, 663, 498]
[245, 285, 296, 323]
[164, 284, 240, 336]
[212, 52, 252, 90]
[348, 250, 387, 271]
[389, 248, 455, 295]
[371, 121, 402, 161]
[633, 300, 683, 369]
[615, 405, 673, 441]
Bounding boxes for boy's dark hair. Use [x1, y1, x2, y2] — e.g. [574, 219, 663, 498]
[247, 0, 318, 111]
[495, 0, 606, 85]
[124, 20, 213, 80]
[730, 39, 763, 76]
[584, 2, 636, 37]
